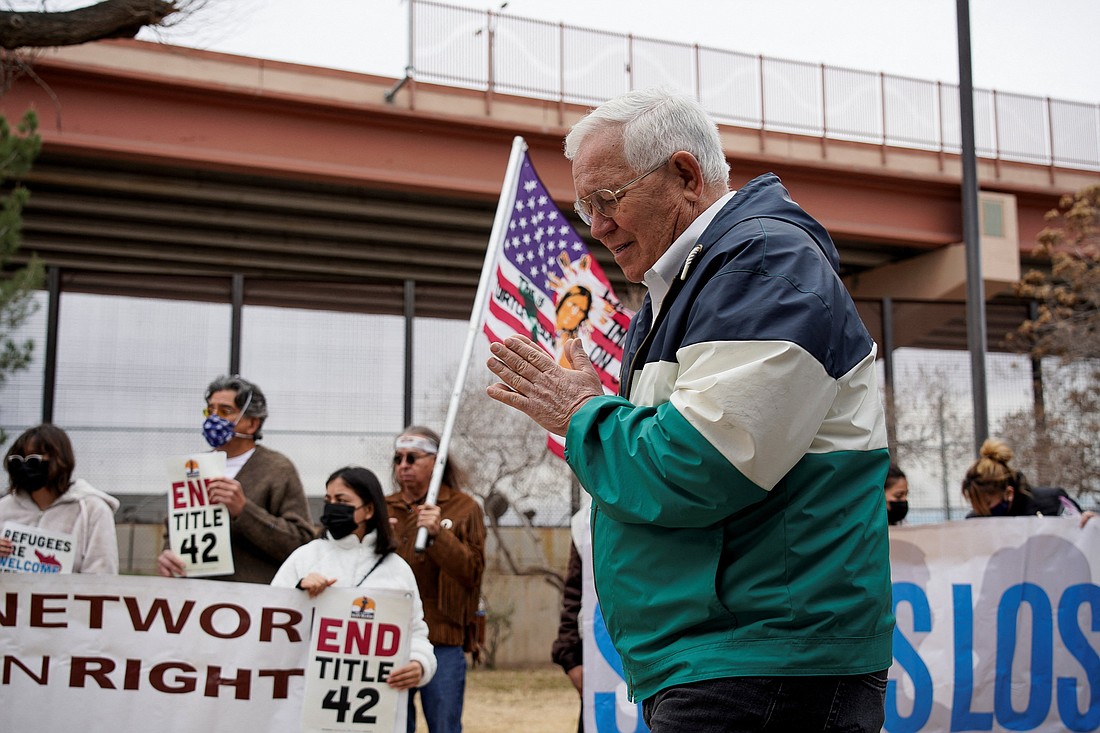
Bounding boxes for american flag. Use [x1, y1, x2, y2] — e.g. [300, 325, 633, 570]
[482, 146, 632, 457]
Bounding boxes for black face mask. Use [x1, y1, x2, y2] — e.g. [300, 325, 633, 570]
[321, 504, 360, 540]
[9, 460, 49, 493]
[887, 500, 908, 525]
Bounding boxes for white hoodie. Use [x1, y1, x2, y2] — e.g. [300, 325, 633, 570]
[0, 478, 120, 574]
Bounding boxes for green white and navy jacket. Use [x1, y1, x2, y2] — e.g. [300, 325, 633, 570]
[565, 173, 894, 701]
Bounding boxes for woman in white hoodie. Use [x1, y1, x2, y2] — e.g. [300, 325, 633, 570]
[272, 465, 436, 731]
[0, 423, 119, 574]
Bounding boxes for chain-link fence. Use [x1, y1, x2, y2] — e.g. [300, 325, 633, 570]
[3, 283, 1092, 540]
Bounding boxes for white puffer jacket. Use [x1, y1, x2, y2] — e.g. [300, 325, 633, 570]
[272, 530, 437, 698]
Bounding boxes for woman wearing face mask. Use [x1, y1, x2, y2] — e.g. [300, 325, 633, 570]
[962, 438, 1095, 527]
[0, 423, 120, 573]
[272, 465, 436, 730]
[884, 464, 909, 526]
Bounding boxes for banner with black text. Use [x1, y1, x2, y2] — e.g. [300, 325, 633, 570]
[0, 574, 412, 732]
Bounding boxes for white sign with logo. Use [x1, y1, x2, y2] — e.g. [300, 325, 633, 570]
[166, 452, 234, 577]
[301, 587, 414, 733]
[0, 521, 76, 574]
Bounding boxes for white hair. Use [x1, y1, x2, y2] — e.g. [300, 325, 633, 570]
[564, 88, 731, 186]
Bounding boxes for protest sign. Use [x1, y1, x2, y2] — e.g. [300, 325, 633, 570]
[887, 517, 1099, 733]
[0, 521, 75, 574]
[0, 574, 308, 730]
[301, 587, 414, 733]
[581, 518, 1099, 733]
[166, 452, 234, 577]
[0, 574, 418, 732]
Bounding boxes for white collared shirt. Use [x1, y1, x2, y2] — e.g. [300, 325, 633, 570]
[643, 191, 736, 323]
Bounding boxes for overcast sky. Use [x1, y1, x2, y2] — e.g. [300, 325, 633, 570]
[136, 0, 1100, 104]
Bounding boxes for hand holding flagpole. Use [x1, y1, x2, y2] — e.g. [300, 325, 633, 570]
[414, 135, 530, 552]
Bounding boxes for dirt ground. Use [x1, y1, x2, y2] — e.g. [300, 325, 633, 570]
[412, 664, 580, 733]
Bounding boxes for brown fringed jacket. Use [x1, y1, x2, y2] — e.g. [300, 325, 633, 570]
[387, 484, 486, 653]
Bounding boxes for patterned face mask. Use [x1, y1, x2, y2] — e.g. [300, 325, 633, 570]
[201, 390, 253, 448]
[202, 414, 236, 448]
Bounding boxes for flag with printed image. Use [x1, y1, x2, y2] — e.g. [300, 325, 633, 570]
[482, 143, 632, 457]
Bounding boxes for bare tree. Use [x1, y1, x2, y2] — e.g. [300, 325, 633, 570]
[443, 370, 574, 590]
[891, 363, 973, 519]
[0, 1, 184, 49]
[997, 363, 1099, 501]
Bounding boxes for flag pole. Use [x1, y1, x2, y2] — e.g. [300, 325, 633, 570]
[415, 135, 529, 552]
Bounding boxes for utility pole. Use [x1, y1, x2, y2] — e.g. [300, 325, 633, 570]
[957, 0, 989, 451]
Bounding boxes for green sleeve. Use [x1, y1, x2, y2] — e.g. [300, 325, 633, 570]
[565, 395, 768, 528]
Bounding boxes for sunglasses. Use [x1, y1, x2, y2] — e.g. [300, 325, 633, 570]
[393, 453, 432, 466]
[6, 454, 47, 470]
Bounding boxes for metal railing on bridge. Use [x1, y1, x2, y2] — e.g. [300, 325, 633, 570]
[410, 0, 1100, 171]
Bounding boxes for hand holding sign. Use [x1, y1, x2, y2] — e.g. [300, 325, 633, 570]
[383, 660, 423, 691]
[206, 476, 247, 517]
[165, 453, 235, 578]
[299, 572, 339, 598]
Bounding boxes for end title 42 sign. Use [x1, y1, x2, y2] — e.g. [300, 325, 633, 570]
[301, 587, 414, 733]
[166, 453, 234, 577]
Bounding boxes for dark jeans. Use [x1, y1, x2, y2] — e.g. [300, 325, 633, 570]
[406, 644, 467, 733]
[641, 671, 888, 733]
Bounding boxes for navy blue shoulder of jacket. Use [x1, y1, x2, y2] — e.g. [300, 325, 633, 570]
[709, 173, 841, 275]
[630, 175, 873, 378]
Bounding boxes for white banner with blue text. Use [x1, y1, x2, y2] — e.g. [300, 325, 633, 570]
[887, 517, 1098, 733]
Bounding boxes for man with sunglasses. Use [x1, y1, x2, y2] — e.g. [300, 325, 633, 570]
[385, 426, 485, 733]
[156, 375, 314, 583]
[486, 89, 892, 732]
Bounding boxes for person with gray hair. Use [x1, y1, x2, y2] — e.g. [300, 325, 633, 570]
[486, 88, 893, 731]
[156, 374, 314, 583]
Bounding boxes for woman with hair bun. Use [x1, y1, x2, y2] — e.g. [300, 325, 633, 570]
[961, 438, 1094, 527]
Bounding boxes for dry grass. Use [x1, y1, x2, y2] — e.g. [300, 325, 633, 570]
[413, 664, 580, 733]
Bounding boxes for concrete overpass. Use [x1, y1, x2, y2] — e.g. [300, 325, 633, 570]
[0, 39, 1095, 344]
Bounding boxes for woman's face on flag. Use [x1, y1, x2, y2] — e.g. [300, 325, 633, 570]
[556, 290, 590, 332]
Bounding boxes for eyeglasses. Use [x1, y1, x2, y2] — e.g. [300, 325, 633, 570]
[573, 160, 666, 226]
[393, 453, 432, 466]
[6, 454, 47, 470]
[203, 405, 239, 419]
